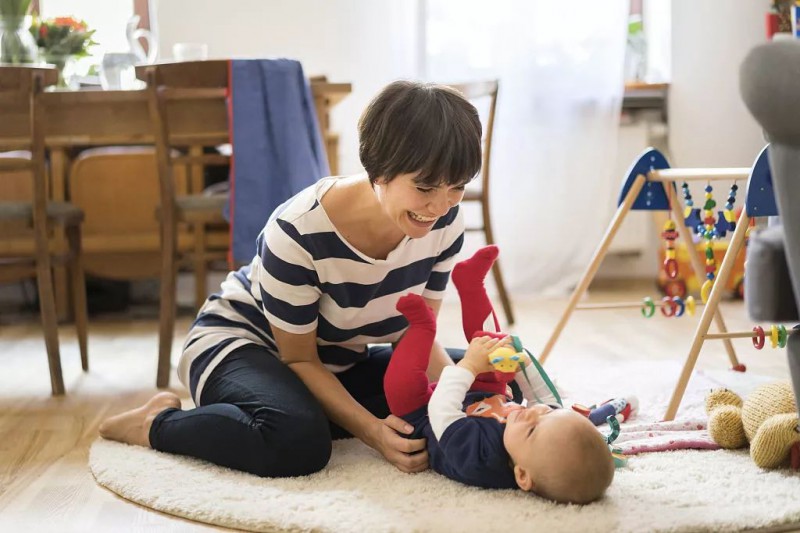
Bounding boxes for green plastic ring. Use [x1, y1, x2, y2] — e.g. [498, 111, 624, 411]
[641, 297, 655, 318]
[778, 325, 788, 348]
[605, 415, 621, 444]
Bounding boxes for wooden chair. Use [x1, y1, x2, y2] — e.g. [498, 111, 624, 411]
[139, 61, 230, 388]
[448, 80, 515, 325]
[69, 146, 197, 280]
[0, 66, 88, 395]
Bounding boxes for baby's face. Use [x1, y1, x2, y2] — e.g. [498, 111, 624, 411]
[503, 405, 596, 466]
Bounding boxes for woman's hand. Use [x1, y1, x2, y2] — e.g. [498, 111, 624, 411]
[457, 335, 511, 376]
[367, 415, 428, 473]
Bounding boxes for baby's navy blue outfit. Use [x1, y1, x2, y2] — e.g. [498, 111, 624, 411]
[403, 391, 517, 490]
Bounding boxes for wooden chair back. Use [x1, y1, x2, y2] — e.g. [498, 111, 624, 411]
[138, 61, 230, 214]
[446, 80, 514, 325]
[0, 67, 58, 221]
[447, 80, 499, 201]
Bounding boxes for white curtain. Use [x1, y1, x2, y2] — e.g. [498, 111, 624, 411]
[426, 0, 629, 295]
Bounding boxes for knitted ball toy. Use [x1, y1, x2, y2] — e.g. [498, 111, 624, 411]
[705, 382, 800, 469]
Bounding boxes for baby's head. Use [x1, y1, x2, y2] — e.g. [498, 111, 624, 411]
[503, 405, 614, 504]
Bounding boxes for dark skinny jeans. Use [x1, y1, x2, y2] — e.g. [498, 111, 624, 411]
[149, 343, 467, 477]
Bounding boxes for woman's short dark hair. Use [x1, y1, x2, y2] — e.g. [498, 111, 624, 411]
[358, 80, 482, 188]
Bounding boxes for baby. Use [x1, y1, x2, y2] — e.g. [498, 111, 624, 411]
[384, 246, 614, 504]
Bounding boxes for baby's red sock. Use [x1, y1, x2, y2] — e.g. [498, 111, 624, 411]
[384, 294, 437, 417]
[452, 245, 501, 340]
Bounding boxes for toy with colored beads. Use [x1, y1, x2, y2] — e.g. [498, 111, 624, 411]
[538, 145, 788, 422]
[705, 324, 790, 351]
[724, 182, 739, 232]
[698, 183, 719, 303]
[681, 181, 702, 234]
[662, 183, 679, 279]
[662, 219, 679, 278]
[641, 295, 699, 318]
[575, 295, 700, 318]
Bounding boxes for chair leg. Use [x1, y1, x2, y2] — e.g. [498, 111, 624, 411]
[481, 199, 515, 325]
[193, 222, 208, 312]
[34, 236, 65, 395]
[490, 260, 515, 326]
[158, 223, 179, 389]
[66, 224, 89, 371]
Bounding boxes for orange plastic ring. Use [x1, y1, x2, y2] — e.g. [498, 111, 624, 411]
[752, 326, 765, 350]
[663, 258, 679, 279]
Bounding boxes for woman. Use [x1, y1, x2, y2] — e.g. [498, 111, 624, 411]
[100, 80, 483, 477]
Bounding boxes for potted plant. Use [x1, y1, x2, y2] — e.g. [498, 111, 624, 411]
[30, 15, 96, 87]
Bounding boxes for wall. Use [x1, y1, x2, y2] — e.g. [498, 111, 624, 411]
[151, 0, 424, 175]
[669, 0, 769, 168]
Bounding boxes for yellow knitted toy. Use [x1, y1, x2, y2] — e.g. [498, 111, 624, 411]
[705, 382, 800, 469]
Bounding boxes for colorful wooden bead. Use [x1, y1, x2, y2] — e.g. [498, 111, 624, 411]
[673, 296, 686, 317]
[685, 296, 696, 316]
[663, 259, 678, 279]
[771, 325, 780, 349]
[778, 325, 788, 348]
[641, 297, 655, 318]
[701, 279, 713, 303]
[752, 326, 765, 350]
[661, 296, 677, 317]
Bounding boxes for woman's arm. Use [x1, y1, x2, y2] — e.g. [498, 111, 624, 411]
[270, 325, 429, 473]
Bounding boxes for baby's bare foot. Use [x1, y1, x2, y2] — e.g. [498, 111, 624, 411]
[99, 392, 181, 447]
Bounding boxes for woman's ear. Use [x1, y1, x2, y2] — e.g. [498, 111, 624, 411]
[514, 464, 535, 491]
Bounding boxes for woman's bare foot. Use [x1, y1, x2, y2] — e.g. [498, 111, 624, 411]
[99, 392, 181, 447]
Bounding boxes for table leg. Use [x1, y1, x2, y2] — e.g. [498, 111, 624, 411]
[50, 148, 71, 322]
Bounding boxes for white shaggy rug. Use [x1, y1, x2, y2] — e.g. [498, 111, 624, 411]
[89, 361, 800, 533]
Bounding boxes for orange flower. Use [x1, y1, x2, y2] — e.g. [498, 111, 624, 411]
[52, 17, 86, 31]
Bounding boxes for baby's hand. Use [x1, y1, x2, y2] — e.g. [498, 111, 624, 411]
[458, 335, 511, 376]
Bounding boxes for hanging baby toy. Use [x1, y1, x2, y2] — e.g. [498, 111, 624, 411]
[662, 183, 679, 280]
[699, 182, 719, 303]
[723, 182, 738, 233]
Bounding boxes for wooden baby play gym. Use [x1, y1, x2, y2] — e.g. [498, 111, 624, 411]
[538, 145, 791, 421]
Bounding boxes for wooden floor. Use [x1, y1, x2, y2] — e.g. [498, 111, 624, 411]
[0, 285, 793, 532]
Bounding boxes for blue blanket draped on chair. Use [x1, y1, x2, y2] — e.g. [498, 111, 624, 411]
[226, 58, 329, 264]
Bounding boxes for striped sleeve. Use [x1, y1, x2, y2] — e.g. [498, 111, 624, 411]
[423, 206, 465, 299]
[252, 219, 321, 334]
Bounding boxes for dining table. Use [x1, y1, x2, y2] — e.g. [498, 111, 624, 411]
[0, 79, 351, 318]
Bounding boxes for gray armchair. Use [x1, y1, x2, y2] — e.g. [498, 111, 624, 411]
[740, 40, 800, 409]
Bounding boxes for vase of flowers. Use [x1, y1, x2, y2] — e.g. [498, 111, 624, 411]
[0, 0, 38, 64]
[30, 15, 95, 88]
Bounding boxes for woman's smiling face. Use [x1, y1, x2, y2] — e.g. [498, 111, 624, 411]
[374, 173, 466, 239]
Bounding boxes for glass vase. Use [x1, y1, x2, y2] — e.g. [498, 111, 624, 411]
[42, 52, 75, 89]
[0, 15, 38, 64]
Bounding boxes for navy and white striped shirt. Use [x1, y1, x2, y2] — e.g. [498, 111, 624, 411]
[179, 176, 465, 404]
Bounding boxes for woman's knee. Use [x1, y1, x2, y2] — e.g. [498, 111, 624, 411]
[252, 406, 333, 477]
